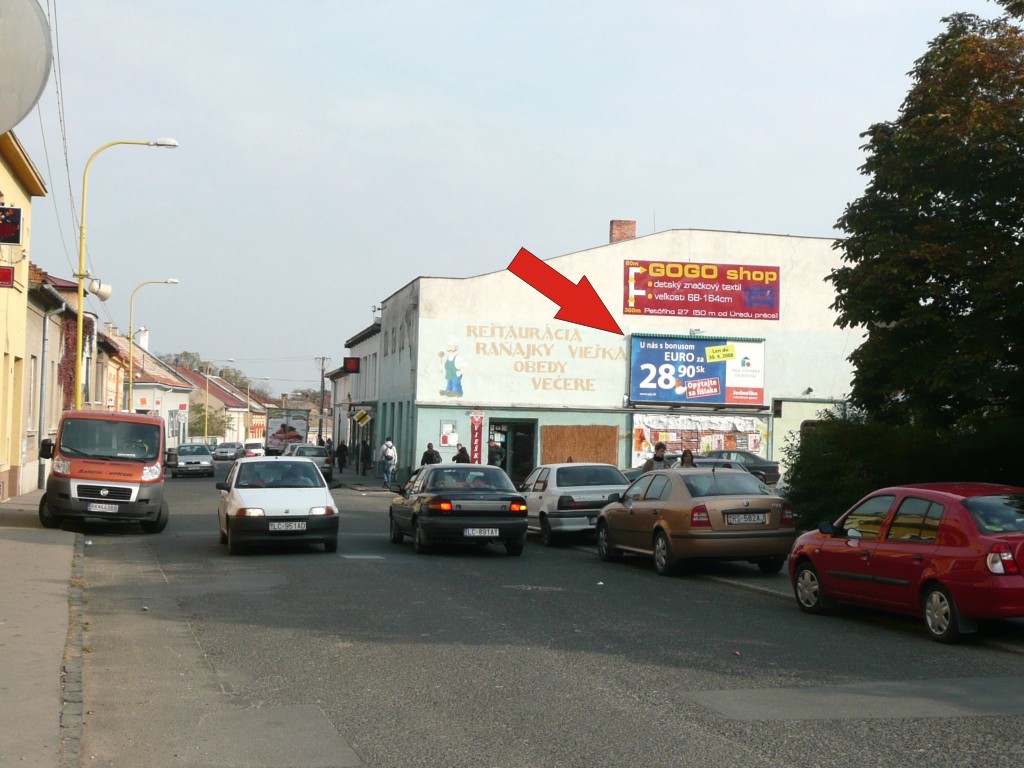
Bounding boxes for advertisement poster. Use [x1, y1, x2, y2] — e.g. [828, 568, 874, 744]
[628, 335, 765, 406]
[630, 412, 769, 467]
[623, 260, 780, 320]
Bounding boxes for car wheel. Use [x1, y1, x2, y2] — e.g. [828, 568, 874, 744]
[652, 530, 678, 576]
[922, 584, 964, 643]
[757, 556, 786, 574]
[324, 536, 338, 553]
[505, 536, 526, 556]
[140, 502, 169, 534]
[227, 522, 243, 556]
[413, 521, 431, 554]
[389, 515, 404, 544]
[596, 521, 622, 562]
[793, 561, 829, 614]
[38, 496, 63, 529]
[540, 516, 559, 547]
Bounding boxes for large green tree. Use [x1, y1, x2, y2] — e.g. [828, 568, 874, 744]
[830, 6, 1024, 429]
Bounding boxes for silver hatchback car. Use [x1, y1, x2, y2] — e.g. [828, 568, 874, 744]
[520, 462, 630, 546]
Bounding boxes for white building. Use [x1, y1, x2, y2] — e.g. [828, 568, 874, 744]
[342, 223, 857, 484]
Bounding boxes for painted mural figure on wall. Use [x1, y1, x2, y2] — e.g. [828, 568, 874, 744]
[439, 338, 465, 397]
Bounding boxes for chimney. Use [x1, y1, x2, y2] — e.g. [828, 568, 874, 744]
[610, 219, 636, 244]
[137, 328, 150, 351]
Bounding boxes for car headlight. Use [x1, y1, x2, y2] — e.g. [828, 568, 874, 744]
[234, 507, 265, 517]
[309, 506, 336, 516]
[53, 457, 71, 475]
[142, 464, 162, 481]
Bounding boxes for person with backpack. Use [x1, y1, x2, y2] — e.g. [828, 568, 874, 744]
[420, 442, 442, 466]
[380, 438, 398, 487]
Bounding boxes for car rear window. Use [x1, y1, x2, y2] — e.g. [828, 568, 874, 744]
[682, 471, 769, 498]
[964, 494, 1024, 534]
[425, 467, 516, 492]
[555, 465, 628, 487]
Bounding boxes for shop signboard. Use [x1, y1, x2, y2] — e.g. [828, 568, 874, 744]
[628, 334, 765, 407]
[623, 260, 780, 320]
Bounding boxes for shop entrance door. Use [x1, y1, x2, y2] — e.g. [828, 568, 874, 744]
[488, 421, 536, 485]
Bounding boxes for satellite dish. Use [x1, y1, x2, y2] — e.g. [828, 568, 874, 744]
[0, 0, 52, 134]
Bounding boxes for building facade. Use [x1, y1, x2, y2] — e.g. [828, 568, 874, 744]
[357, 224, 857, 485]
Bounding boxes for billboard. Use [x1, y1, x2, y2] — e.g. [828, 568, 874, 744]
[628, 334, 765, 407]
[623, 260, 780, 320]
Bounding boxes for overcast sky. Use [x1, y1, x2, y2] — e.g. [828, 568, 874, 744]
[14, 0, 999, 396]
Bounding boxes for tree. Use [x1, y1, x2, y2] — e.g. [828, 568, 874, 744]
[188, 402, 229, 439]
[830, 9, 1024, 429]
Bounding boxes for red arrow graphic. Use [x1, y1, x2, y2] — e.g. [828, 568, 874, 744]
[508, 247, 623, 335]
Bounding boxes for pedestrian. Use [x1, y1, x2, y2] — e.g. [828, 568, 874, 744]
[336, 440, 349, 471]
[360, 440, 371, 476]
[380, 437, 398, 487]
[641, 442, 671, 473]
[325, 437, 333, 456]
[487, 439, 505, 468]
[679, 448, 696, 468]
[420, 442, 442, 465]
[453, 443, 471, 463]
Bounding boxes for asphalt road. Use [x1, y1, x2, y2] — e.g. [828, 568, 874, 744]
[75, 465, 1024, 767]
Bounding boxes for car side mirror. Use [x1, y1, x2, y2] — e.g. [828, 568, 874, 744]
[607, 492, 621, 504]
[215, 481, 230, 491]
[165, 450, 178, 467]
[40, 438, 54, 460]
[818, 521, 835, 536]
[390, 483, 403, 493]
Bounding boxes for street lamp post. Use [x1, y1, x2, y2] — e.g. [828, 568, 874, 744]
[74, 138, 179, 410]
[204, 358, 235, 440]
[127, 278, 178, 411]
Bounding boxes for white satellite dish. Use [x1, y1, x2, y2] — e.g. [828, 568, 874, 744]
[0, 0, 52, 134]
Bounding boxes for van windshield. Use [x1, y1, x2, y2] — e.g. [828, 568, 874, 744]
[59, 418, 161, 462]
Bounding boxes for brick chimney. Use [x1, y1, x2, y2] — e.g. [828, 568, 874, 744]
[610, 219, 636, 244]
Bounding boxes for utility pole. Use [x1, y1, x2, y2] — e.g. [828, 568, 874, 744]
[314, 356, 330, 443]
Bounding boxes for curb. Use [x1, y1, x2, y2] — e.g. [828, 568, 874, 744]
[58, 533, 85, 768]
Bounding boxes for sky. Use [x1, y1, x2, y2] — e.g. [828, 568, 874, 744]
[12, 0, 1001, 397]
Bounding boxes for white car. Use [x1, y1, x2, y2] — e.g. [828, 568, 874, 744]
[520, 462, 630, 546]
[216, 456, 339, 555]
[213, 442, 244, 461]
[282, 443, 333, 480]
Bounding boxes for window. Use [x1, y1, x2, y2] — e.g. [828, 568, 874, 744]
[625, 476, 653, 503]
[886, 497, 943, 542]
[841, 494, 896, 541]
[534, 468, 549, 491]
[646, 475, 672, 501]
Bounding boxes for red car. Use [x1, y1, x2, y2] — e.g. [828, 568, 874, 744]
[788, 482, 1024, 643]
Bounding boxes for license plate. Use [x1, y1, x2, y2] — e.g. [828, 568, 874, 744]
[727, 513, 766, 525]
[86, 502, 118, 513]
[464, 527, 499, 537]
[269, 521, 307, 531]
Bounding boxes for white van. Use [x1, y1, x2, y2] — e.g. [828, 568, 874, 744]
[243, 440, 265, 457]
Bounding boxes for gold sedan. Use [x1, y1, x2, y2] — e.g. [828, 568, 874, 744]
[596, 468, 795, 575]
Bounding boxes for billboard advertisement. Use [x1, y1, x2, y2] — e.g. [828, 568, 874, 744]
[628, 334, 765, 407]
[623, 260, 780, 320]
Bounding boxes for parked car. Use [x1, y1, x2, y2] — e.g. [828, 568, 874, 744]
[596, 468, 794, 575]
[168, 443, 215, 478]
[282, 443, 333, 480]
[520, 462, 630, 545]
[789, 482, 1024, 643]
[388, 463, 528, 555]
[243, 440, 265, 457]
[215, 456, 338, 554]
[213, 442, 245, 461]
[702, 450, 780, 484]
[622, 455, 745, 482]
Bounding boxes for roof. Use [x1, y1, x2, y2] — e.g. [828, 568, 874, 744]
[0, 131, 46, 197]
[172, 366, 264, 411]
[102, 334, 192, 389]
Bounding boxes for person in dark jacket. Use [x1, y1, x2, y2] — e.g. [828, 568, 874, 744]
[336, 440, 349, 471]
[420, 442, 442, 465]
[359, 440, 371, 475]
[453, 443, 471, 463]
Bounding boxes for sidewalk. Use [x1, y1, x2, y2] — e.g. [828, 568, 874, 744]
[0, 487, 80, 768]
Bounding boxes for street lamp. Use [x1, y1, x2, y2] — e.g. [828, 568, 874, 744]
[74, 138, 179, 409]
[127, 278, 178, 411]
[204, 358, 235, 439]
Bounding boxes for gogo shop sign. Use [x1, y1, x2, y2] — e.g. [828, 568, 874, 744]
[623, 260, 780, 320]
[628, 334, 766, 407]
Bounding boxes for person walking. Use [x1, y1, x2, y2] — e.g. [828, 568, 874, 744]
[679, 449, 696, 468]
[487, 439, 505, 468]
[420, 442, 442, 465]
[380, 438, 398, 487]
[453, 443, 471, 463]
[336, 440, 349, 471]
[359, 440, 371, 476]
[641, 442, 671, 473]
